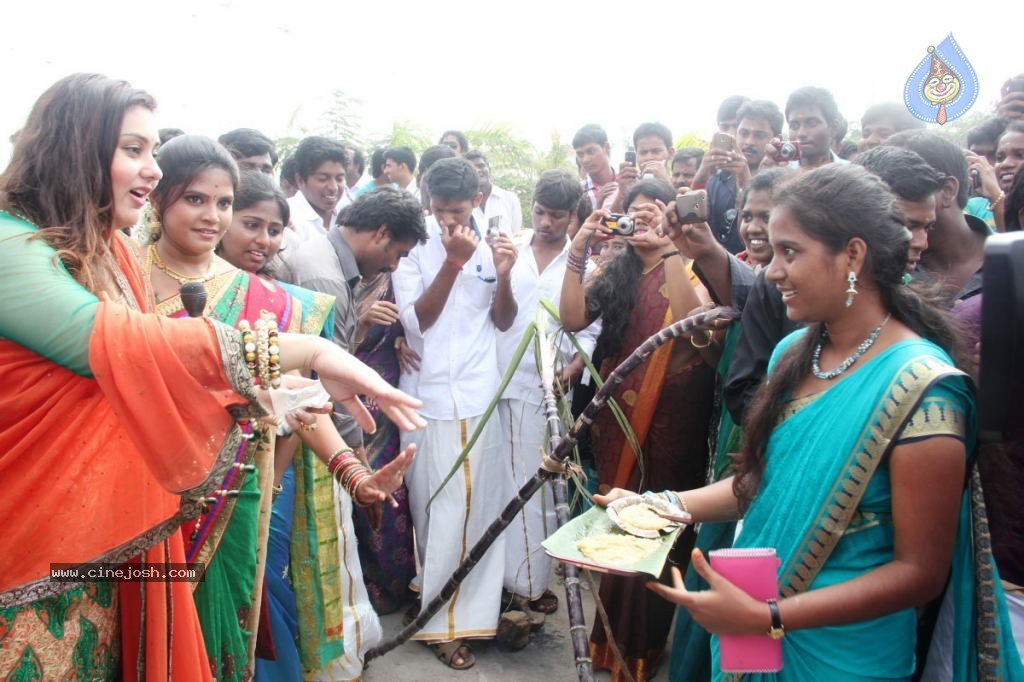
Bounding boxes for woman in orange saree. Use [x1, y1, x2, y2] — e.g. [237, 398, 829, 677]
[560, 179, 718, 682]
[0, 74, 424, 681]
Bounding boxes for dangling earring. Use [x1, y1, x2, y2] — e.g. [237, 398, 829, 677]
[141, 205, 162, 244]
[844, 270, 858, 308]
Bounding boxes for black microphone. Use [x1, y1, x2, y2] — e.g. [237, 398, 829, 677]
[180, 282, 207, 318]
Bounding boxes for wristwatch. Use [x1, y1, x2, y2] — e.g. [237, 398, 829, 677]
[766, 598, 785, 640]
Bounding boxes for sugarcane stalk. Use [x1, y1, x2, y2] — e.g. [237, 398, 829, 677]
[537, 322, 595, 682]
[540, 298, 643, 471]
[364, 306, 739, 663]
[583, 568, 636, 682]
[426, 322, 537, 507]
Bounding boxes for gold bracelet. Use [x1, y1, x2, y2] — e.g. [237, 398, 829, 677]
[989, 192, 1006, 211]
[254, 318, 272, 387]
[690, 329, 713, 349]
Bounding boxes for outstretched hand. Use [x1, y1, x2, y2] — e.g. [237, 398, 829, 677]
[646, 549, 766, 636]
[309, 342, 426, 433]
[356, 444, 416, 530]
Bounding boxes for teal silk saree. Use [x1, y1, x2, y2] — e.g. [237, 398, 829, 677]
[707, 334, 1022, 681]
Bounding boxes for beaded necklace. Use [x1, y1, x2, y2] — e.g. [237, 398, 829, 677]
[812, 314, 891, 380]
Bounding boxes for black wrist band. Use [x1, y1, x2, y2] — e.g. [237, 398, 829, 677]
[766, 598, 785, 639]
[660, 250, 681, 260]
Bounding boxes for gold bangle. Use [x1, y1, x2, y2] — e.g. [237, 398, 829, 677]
[989, 192, 1006, 211]
[689, 329, 713, 349]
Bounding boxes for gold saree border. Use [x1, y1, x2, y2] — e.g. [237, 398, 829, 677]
[0, 321, 263, 608]
[779, 356, 963, 597]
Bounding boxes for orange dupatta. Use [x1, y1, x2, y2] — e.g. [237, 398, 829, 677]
[609, 262, 706, 490]
[0, 234, 259, 680]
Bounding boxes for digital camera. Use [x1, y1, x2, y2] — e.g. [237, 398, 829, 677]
[773, 141, 801, 163]
[601, 214, 635, 236]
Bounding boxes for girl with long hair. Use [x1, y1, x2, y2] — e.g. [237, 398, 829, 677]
[600, 164, 1023, 680]
[561, 179, 718, 681]
[0, 74, 422, 681]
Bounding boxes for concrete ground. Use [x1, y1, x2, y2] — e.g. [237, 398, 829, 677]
[363, 568, 674, 681]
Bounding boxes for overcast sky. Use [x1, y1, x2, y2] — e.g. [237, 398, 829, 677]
[3, 0, 1019, 166]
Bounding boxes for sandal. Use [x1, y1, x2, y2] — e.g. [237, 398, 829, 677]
[428, 639, 475, 670]
[528, 589, 559, 614]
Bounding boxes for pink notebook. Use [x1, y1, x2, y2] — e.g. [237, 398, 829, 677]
[709, 548, 783, 673]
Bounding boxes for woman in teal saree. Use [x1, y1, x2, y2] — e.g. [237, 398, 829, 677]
[600, 164, 1023, 681]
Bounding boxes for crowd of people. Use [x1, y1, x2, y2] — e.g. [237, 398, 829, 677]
[1, 70, 1023, 682]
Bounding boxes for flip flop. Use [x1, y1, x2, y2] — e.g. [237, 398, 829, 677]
[428, 640, 475, 670]
[528, 589, 559, 614]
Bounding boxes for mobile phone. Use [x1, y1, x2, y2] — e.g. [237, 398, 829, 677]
[710, 133, 735, 153]
[675, 191, 707, 224]
[486, 216, 502, 243]
[624, 149, 637, 166]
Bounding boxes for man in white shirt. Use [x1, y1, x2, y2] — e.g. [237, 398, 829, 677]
[383, 146, 420, 202]
[286, 136, 349, 242]
[496, 170, 600, 618]
[466, 151, 523, 235]
[393, 157, 518, 669]
[337, 143, 365, 210]
[573, 124, 618, 211]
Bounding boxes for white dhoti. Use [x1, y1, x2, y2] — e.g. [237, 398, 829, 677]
[498, 398, 556, 600]
[307, 486, 382, 681]
[404, 415, 506, 642]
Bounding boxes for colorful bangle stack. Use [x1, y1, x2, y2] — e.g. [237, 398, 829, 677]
[566, 249, 588, 276]
[662, 489, 689, 514]
[327, 447, 355, 474]
[327, 448, 375, 506]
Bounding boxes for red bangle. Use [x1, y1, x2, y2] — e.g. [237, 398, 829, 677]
[445, 257, 464, 270]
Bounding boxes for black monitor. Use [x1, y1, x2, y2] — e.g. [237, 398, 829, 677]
[979, 232, 1024, 443]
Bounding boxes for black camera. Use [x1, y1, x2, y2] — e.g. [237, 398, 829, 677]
[601, 214, 635, 236]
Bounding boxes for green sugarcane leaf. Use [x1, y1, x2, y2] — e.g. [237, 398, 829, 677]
[426, 322, 538, 508]
[539, 299, 644, 477]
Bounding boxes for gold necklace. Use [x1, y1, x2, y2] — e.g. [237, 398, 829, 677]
[149, 244, 216, 285]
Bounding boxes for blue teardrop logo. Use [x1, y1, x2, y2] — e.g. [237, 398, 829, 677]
[903, 34, 978, 125]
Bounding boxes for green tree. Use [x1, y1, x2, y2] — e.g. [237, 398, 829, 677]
[936, 106, 994, 146]
[465, 124, 542, 218]
[318, 90, 364, 147]
[369, 121, 433, 155]
[535, 131, 576, 174]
